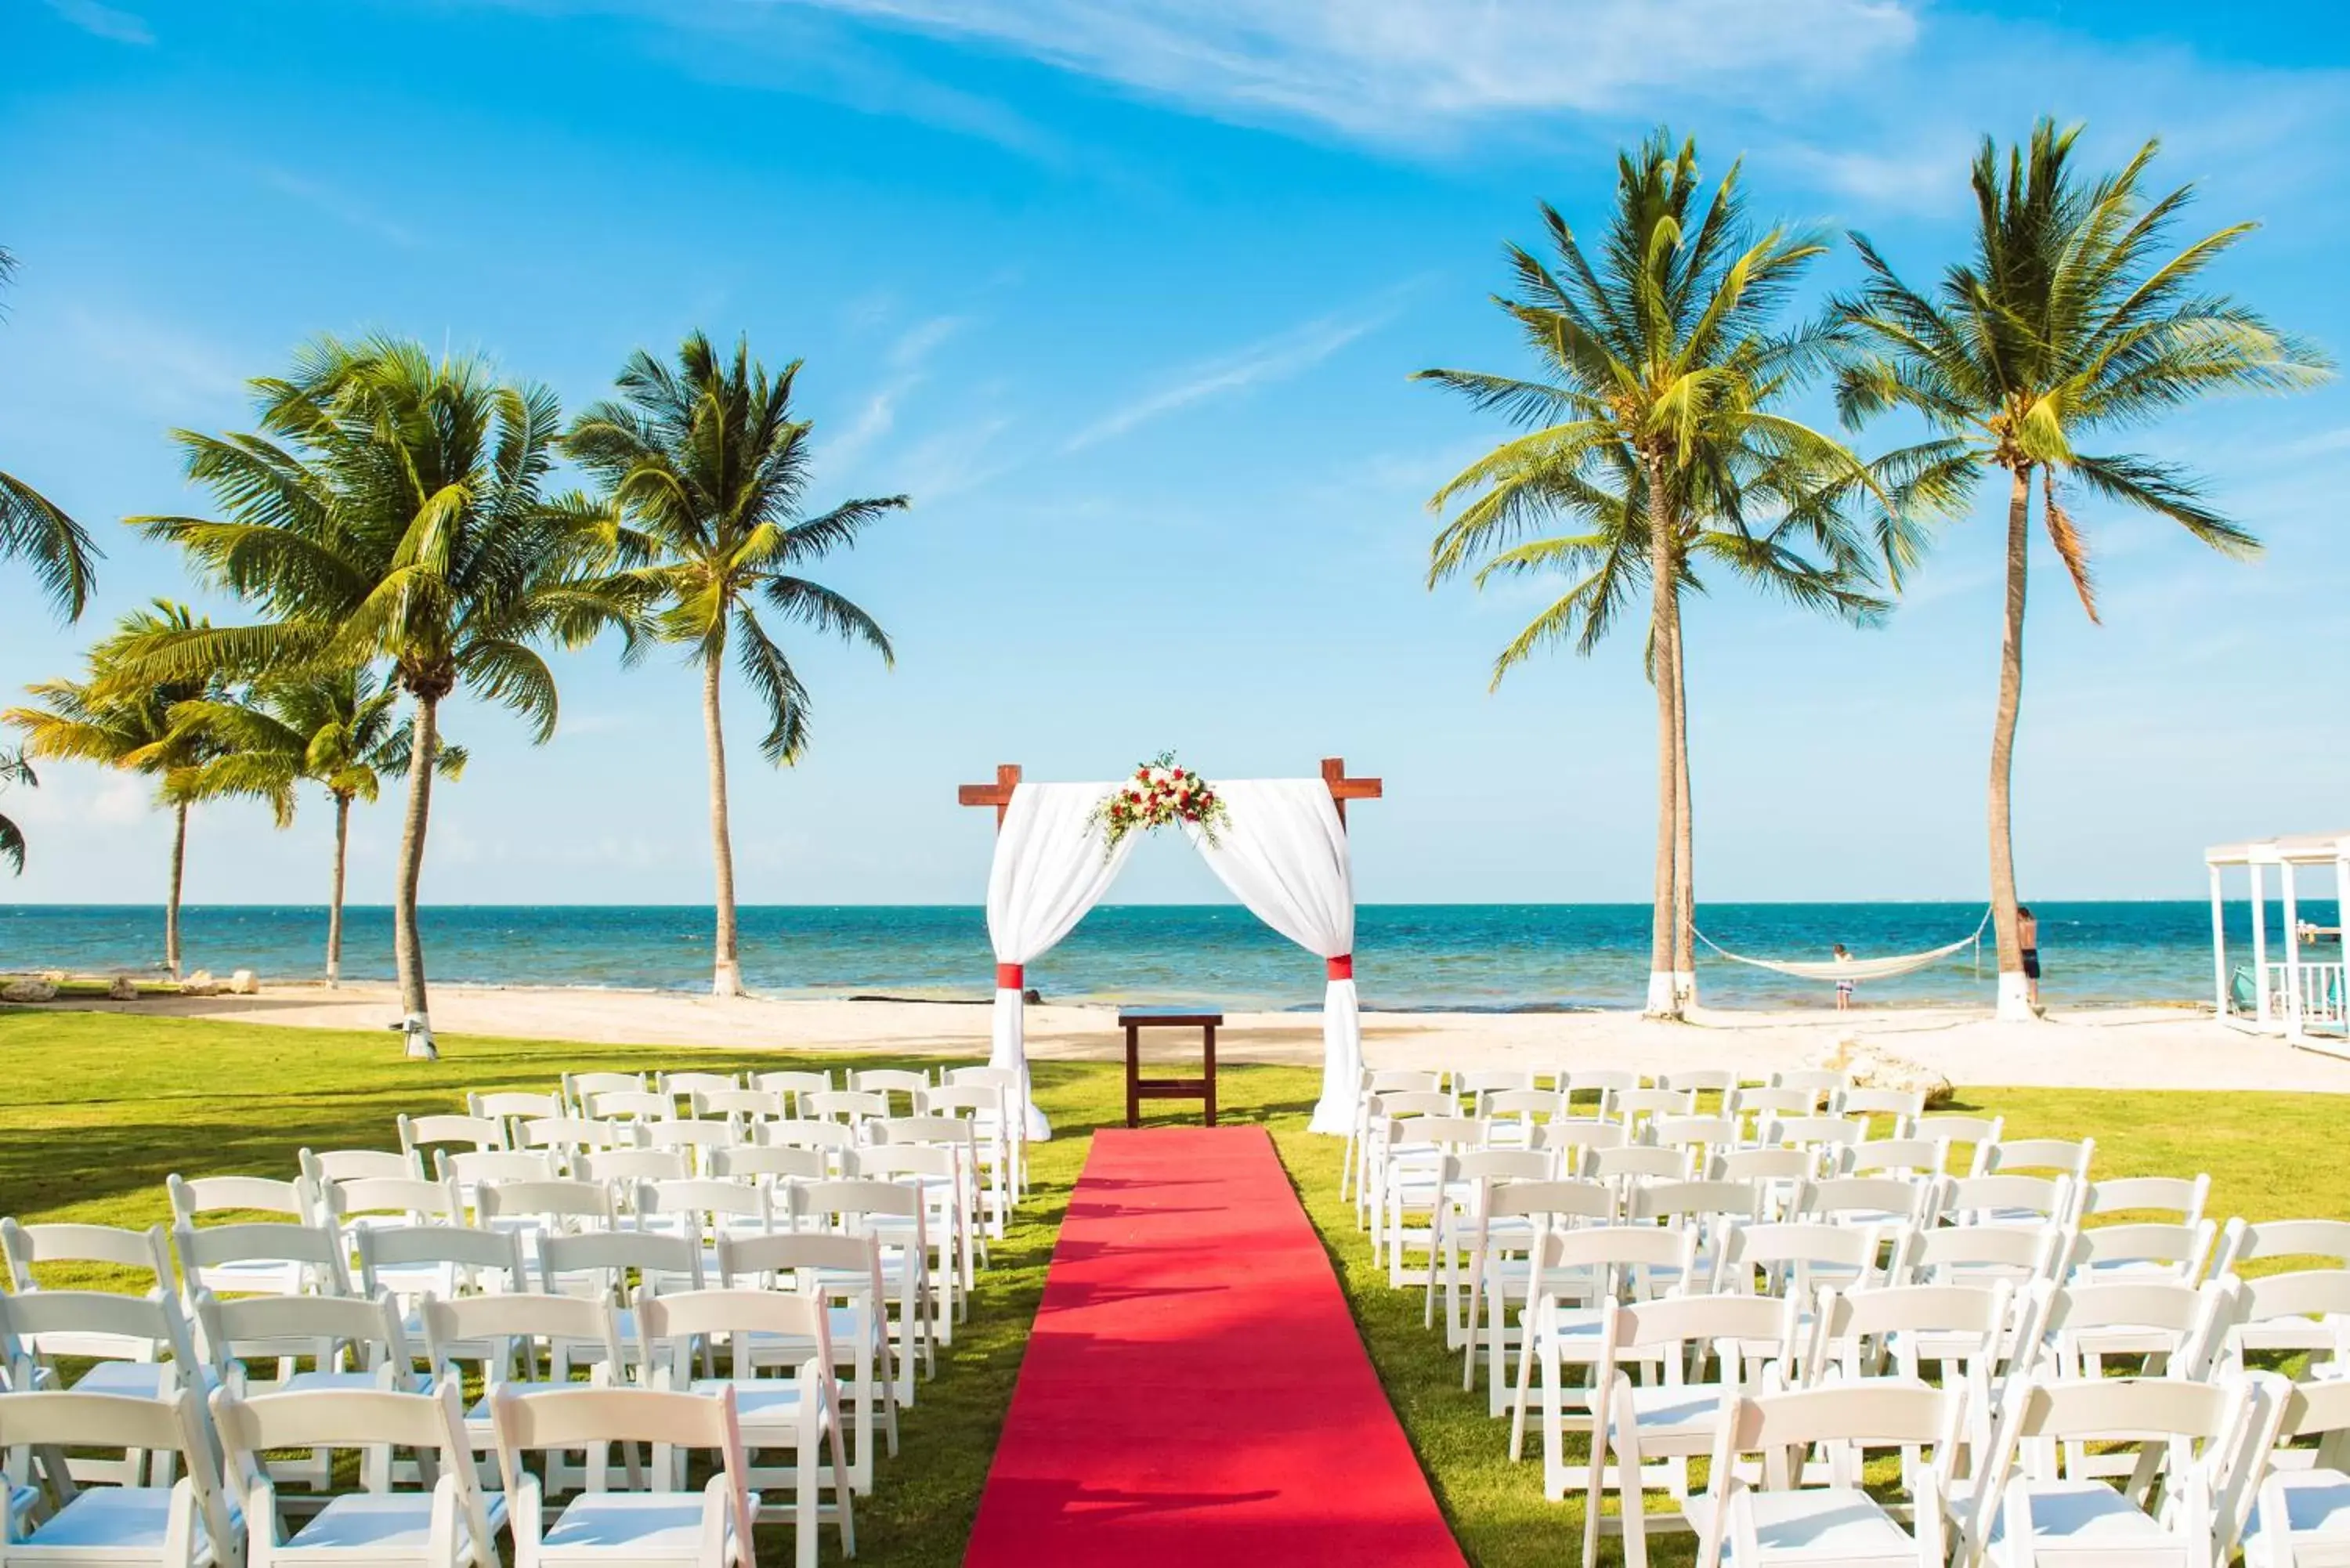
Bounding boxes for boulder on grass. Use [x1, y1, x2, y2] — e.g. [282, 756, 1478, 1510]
[1, 977, 59, 1003]
[1819, 1036, 1954, 1108]
[179, 970, 224, 997]
[107, 976, 139, 1000]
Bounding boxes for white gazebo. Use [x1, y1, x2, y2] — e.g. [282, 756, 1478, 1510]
[2206, 831, 2349, 1054]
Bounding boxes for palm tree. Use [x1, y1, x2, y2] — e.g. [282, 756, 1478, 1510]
[117, 336, 640, 1057]
[5, 602, 223, 974]
[1831, 119, 2332, 1019]
[0, 748, 33, 876]
[1419, 129, 1904, 1018]
[566, 334, 903, 998]
[171, 667, 468, 985]
[0, 246, 99, 620]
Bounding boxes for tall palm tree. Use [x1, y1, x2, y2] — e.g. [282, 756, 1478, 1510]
[0, 748, 33, 876]
[1419, 129, 1904, 1018]
[117, 336, 640, 1057]
[1832, 119, 2332, 1019]
[170, 667, 468, 985]
[0, 246, 99, 620]
[566, 334, 903, 998]
[5, 602, 223, 974]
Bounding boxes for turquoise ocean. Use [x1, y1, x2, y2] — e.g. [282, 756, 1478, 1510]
[2, 901, 2334, 1012]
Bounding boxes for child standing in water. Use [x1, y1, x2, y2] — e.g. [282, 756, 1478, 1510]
[1832, 943, 1855, 1011]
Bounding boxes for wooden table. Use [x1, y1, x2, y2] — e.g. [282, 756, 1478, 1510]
[1118, 1008, 1221, 1128]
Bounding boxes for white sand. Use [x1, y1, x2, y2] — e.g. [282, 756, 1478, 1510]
[42, 981, 2350, 1093]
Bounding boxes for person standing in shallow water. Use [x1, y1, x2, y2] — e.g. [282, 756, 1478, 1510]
[2017, 906, 2042, 1012]
[1832, 944, 1855, 1012]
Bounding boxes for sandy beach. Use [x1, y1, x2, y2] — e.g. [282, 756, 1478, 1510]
[37, 981, 2350, 1094]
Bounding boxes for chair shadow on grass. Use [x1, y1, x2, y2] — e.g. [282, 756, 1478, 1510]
[978, 1475, 1283, 1523]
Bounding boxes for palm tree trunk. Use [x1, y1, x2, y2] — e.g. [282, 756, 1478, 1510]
[393, 692, 439, 1058]
[1989, 464, 2034, 1021]
[1671, 596, 1696, 1008]
[1644, 457, 1680, 1019]
[165, 800, 187, 981]
[327, 793, 349, 988]
[703, 647, 745, 999]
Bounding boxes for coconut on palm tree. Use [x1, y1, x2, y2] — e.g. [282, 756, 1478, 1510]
[117, 336, 641, 1056]
[566, 334, 903, 999]
[0, 245, 99, 622]
[1831, 119, 2332, 1019]
[1419, 129, 1905, 1018]
[5, 602, 226, 974]
[169, 667, 467, 985]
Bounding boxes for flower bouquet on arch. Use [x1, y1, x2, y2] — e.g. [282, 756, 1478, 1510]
[1094, 751, 1231, 854]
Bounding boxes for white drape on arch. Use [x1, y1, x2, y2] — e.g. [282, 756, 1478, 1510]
[985, 782, 1136, 1140]
[1185, 779, 1360, 1135]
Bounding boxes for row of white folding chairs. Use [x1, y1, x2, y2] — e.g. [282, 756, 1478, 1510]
[2, 1313, 859, 1568]
[1359, 1108, 2098, 1234]
[1554, 1360, 2345, 1568]
[1509, 1262, 2350, 1534]
[146, 1164, 967, 1359]
[1354, 1099, 2084, 1217]
[407, 1106, 1020, 1233]
[1372, 1147, 2160, 1286]
[3, 1228, 920, 1510]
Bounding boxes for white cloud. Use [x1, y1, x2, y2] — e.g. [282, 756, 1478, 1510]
[59, 306, 248, 421]
[256, 168, 422, 250]
[815, 314, 967, 477]
[762, 0, 1919, 140]
[1062, 307, 1390, 452]
[43, 0, 153, 45]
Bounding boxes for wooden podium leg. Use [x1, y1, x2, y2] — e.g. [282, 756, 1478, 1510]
[1203, 1023, 1217, 1127]
[1125, 1024, 1141, 1129]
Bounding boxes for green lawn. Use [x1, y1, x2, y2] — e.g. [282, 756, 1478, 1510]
[3, 1009, 2343, 1566]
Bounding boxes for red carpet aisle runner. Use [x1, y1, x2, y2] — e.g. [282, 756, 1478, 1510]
[964, 1126, 1466, 1566]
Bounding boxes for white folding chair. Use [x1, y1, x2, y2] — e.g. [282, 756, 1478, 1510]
[0, 1389, 238, 1568]
[1424, 1150, 1555, 1342]
[845, 1070, 929, 1119]
[848, 1148, 968, 1328]
[301, 1150, 423, 1186]
[210, 1378, 504, 1568]
[715, 1232, 900, 1497]
[2234, 1375, 2350, 1568]
[638, 1292, 854, 1568]
[399, 1115, 508, 1159]
[0, 1220, 177, 1364]
[1510, 1225, 1700, 1469]
[799, 1181, 933, 1401]
[1582, 1292, 1803, 1563]
[1958, 1375, 2254, 1568]
[0, 1291, 207, 1485]
[1461, 1181, 1617, 1412]
[2217, 1271, 2350, 1375]
[751, 1071, 837, 1122]
[1692, 1382, 1964, 1568]
[489, 1385, 757, 1568]
[418, 1292, 628, 1494]
[2215, 1219, 2350, 1284]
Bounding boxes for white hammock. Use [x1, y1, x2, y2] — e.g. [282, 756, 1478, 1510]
[1695, 910, 1990, 983]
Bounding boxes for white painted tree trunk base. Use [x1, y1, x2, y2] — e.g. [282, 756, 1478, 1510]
[1673, 970, 1697, 1007]
[1994, 973, 2037, 1022]
[402, 1012, 439, 1060]
[711, 960, 744, 999]
[1645, 970, 1681, 1016]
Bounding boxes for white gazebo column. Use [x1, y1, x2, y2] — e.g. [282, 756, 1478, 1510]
[2283, 862, 2305, 1040]
[2251, 862, 2271, 1027]
[2208, 862, 2229, 1016]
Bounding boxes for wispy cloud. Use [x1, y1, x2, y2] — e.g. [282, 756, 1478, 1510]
[817, 314, 967, 477]
[757, 0, 1918, 141]
[256, 168, 422, 250]
[1063, 307, 1391, 452]
[60, 306, 248, 421]
[43, 0, 153, 45]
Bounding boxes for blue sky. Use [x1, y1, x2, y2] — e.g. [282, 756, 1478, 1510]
[3, 0, 2346, 909]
